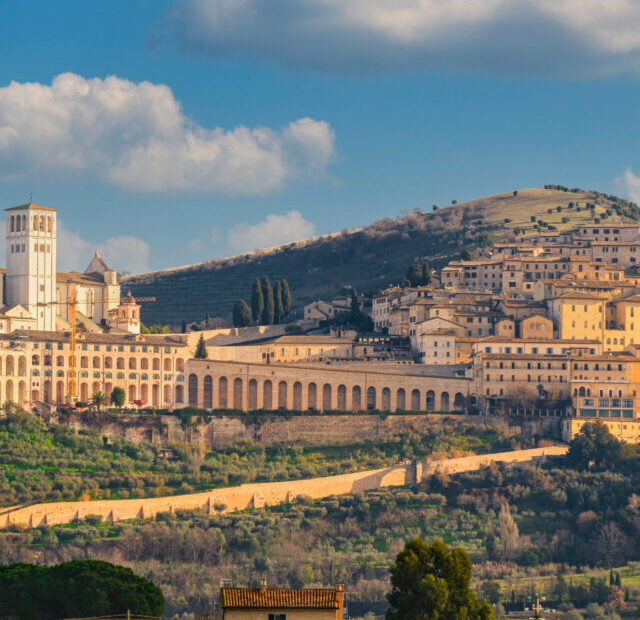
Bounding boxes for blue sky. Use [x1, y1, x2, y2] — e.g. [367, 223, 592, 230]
[1, 0, 640, 273]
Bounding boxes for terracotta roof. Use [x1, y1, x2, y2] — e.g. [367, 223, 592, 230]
[220, 587, 343, 610]
[5, 202, 56, 212]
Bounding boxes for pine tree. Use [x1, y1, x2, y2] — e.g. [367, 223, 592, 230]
[233, 299, 251, 327]
[194, 334, 208, 359]
[273, 281, 284, 324]
[281, 279, 292, 316]
[251, 278, 264, 323]
[261, 276, 274, 325]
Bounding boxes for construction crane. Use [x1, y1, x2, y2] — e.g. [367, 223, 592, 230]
[38, 289, 155, 403]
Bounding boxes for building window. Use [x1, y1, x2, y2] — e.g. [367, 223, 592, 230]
[268, 615, 286, 620]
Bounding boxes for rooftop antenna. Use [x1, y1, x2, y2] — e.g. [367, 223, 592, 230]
[28, 189, 34, 203]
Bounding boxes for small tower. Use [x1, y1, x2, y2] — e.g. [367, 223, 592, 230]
[107, 291, 141, 334]
[5, 203, 57, 331]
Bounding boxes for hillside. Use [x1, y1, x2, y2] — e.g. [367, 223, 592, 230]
[124, 186, 639, 325]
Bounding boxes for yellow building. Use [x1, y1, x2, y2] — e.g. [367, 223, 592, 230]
[548, 292, 607, 342]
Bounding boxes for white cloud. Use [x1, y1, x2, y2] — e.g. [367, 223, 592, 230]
[616, 167, 640, 205]
[152, 0, 640, 77]
[0, 73, 335, 193]
[58, 227, 150, 274]
[227, 210, 316, 253]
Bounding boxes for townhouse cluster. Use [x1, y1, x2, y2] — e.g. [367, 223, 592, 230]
[372, 223, 640, 442]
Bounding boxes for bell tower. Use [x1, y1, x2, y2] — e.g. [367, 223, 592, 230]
[5, 203, 57, 331]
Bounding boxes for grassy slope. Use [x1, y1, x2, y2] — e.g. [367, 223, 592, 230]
[123, 187, 637, 325]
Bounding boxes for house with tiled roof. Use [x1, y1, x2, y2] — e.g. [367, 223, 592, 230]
[220, 583, 345, 620]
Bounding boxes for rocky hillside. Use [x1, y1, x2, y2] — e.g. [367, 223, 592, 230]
[124, 186, 639, 326]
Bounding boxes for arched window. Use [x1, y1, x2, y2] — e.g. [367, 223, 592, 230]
[15, 215, 20, 232]
[47, 216, 52, 232]
[204, 376, 213, 409]
[21, 215, 26, 231]
[129, 358, 137, 370]
[188, 374, 198, 407]
[10, 215, 14, 232]
[308, 382, 317, 410]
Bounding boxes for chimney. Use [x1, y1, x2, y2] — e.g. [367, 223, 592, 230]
[260, 578, 267, 590]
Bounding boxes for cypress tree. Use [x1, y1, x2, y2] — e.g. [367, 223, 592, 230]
[233, 299, 251, 327]
[251, 278, 264, 323]
[421, 260, 431, 285]
[261, 276, 274, 325]
[194, 334, 208, 359]
[273, 281, 284, 324]
[181, 320, 187, 334]
[281, 279, 292, 316]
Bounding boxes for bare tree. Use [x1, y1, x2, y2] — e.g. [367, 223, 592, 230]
[598, 522, 624, 569]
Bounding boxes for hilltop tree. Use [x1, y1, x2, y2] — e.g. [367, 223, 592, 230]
[261, 277, 274, 325]
[386, 537, 495, 620]
[110, 387, 125, 408]
[0, 559, 164, 619]
[281, 278, 292, 316]
[566, 421, 629, 471]
[273, 281, 284, 324]
[194, 334, 208, 359]
[406, 263, 423, 287]
[181, 320, 187, 333]
[233, 299, 251, 328]
[251, 278, 264, 323]
[422, 261, 431, 285]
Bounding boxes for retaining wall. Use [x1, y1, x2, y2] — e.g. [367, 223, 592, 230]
[0, 446, 567, 530]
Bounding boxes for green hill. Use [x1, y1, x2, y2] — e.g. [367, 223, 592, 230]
[123, 186, 640, 326]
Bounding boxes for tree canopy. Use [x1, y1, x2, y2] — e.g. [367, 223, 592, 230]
[261, 276, 274, 325]
[110, 386, 126, 408]
[386, 537, 495, 620]
[251, 277, 263, 323]
[0, 559, 164, 619]
[232, 299, 251, 327]
[566, 421, 637, 471]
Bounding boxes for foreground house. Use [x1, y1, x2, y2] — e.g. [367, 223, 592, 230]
[220, 584, 345, 620]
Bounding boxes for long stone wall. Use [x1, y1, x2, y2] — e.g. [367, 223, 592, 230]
[57, 411, 561, 449]
[0, 446, 567, 530]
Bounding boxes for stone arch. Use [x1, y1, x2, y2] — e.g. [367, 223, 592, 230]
[10, 215, 14, 232]
[188, 374, 198, 406]
[176, 358, 185, 372]
[104, 356, 112, 369]
[263, 380, 273, 410]
[80, 356, 88, 369]
[367, 386, 376, 410]
[322, 383, 332, 411]
[117, 357, 125, 369]
[47, 215, 52, 232]
[153, 357, 161, 371]
[5, 380, 13, 403]
[40, 214, 45, 231]
[411, 389, 421, 410]
[163, 358, 171, 371]
[140, 358, 148, 370]
[248, 379, 258, 409]
[218, 376, 228, 408]
[307, 382, 317, 410]
[440, 392, 450, 412]
[56, 380, 64, 404]
[293, 381, 302, 410]
[454, 392, 465, 410]
[140, 383, 149, 403]
[352, 385, 361, 410]
[18, 356, 26, 376]
[129, 358, 137, 370]
[0, 358, 3, 375]
[128, 384, 136, 403]
[233, 378, 243, 409]
[337, 384, 346, 410]
[381, 387, 391, 411]
[203, 375, 213, 408]
[18, 380, 25, 406]
[175, 384, 184, 404]
[278, 380, 288, 409]
[578, 386, 586, 397]
[31, 354, 39, 366]
[80, 383, 89, 402]
[152, 383, 159, 407]
[92, 381, 101, 397]
[426, 390, 435, 411]
[163, 384, 171, 405]
[44, 380, 51, 403]
[396, 388, 406, 411]
[92, 356, 100, 368]
[22, 214, 26, 231]
[5, 356, 14, 376]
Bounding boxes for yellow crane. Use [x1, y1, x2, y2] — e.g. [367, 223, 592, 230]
[38, 289, 155, 402]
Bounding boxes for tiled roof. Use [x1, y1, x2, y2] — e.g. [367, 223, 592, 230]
[220, 587, 343, 610]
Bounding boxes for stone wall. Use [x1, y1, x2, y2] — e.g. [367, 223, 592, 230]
[0, 446, 567, 530]
[57, 412, 562, 449]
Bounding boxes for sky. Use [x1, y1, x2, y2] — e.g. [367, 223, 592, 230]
[1, 0, 640, 274]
